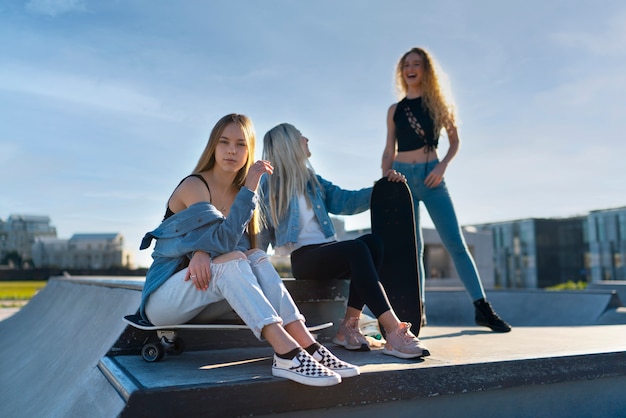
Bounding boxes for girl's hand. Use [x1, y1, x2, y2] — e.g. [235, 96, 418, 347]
[384, 169, 406, 183]
[424, 162, 447, 188]
[245, 160, 274, 191]
[184, 250, 212, 291]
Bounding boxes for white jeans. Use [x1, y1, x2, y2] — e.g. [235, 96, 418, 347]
[145, 250, 304, 339]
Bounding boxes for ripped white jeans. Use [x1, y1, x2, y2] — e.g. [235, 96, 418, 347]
[144, 250, 304, 339]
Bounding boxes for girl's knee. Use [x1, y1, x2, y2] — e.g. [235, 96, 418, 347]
[352, 239, 372, 258]
[213, 251, 247, 264]
[245, 249, 270, 265]
[361, 233, 383, 254]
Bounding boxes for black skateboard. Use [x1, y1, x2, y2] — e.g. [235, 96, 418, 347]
[123, 314, 333, 362]
[370, 178, 423, 336]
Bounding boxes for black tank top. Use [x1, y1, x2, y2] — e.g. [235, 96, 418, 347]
[163, 174, 211, 220]
[393, 97, 438, 152]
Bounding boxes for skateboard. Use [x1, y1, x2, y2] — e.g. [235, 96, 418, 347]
[370, 178, 423, 336]
[123, 314, 333, 362]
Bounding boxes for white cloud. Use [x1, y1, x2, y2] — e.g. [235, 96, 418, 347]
[0, 64, 183, 121]
[551, 11, 626, 56]
[25, 0, 86, 17]
[532, 73, 626, 114]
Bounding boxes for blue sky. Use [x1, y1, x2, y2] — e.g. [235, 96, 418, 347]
[2, 0, 625, 268]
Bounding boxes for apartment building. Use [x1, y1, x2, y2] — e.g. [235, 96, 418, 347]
[0, 215, 57, 266]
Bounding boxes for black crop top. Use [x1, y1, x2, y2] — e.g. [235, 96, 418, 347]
[163, 174, 211, 220]
[393, 97, 438, 152]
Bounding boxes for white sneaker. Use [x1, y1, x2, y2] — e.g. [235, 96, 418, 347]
[310, 344, 360, 378]
[272, 350, 342, 386]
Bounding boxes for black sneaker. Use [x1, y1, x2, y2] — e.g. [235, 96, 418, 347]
[474, 299, 512, 333]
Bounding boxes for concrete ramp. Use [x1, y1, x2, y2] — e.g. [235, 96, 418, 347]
[425, 289, 625, 327]
[0, 277, 141, 418]
[587, 280, 626, 306]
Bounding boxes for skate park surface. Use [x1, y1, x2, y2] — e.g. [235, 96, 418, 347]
[1, 276, 625, 418]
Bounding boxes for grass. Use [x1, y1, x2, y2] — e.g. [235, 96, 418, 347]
[545, 280, 588, 291]
[0, 281, 47, 301]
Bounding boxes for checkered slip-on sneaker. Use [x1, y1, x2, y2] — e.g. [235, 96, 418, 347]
[272, 351, 342, 386]
[311, 344, 360, 378]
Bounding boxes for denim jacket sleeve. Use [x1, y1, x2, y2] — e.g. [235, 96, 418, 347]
[317, 175, 372, 215]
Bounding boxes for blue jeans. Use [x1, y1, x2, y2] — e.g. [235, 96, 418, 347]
[145, 250, 305, 339]
[393, 160, 486, 303]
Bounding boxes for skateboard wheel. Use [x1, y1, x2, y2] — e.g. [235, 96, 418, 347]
[141, 342, 164, 362]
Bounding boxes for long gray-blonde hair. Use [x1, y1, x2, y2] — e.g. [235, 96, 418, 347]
[262, 123, 321, 227]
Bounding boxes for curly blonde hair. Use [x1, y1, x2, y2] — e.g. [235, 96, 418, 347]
[395, 47, 458, 135]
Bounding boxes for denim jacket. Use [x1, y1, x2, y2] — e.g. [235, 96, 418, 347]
[258, 174, 371, 251]
[138, 187, 257, 319]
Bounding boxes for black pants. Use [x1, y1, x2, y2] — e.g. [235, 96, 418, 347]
[290, 234, 392, 318]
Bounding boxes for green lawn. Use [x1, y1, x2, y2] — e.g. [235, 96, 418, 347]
[0, 281, 47, 300]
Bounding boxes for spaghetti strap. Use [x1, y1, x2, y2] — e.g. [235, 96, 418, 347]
[163, 174, 212, 220]
[187, 174, 211, 194]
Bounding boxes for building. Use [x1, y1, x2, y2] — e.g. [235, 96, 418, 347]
[588, 206, 626, 282]
[334, 217, 495, 289]
[473, 217, 587, 289]
[31, 233, 134, 269]
[0, 215, 57, 266]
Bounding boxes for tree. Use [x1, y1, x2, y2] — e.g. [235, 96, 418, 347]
[1, 251, 23, 268]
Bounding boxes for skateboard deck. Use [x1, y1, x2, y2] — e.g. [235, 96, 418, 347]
[370, 178, 423, 336]
[123, 314, 333, 362]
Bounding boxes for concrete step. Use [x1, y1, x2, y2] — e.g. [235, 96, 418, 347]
[104, 325, 626, 417]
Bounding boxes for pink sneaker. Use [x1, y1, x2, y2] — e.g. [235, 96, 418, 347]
[383, 322, 430, 359]
[332, 317, 370, 351]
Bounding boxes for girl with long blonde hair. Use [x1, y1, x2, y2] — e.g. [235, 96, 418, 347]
[260, 123, 430, 359]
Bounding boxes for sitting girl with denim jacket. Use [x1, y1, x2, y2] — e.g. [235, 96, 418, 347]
[139, 114, 357, 387]
[259, 123, 430, 359]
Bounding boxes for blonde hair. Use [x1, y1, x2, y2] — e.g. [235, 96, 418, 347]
[395, 47, 458, 135]
[262, 123, 321, 227]
[193, 113, 259, 248]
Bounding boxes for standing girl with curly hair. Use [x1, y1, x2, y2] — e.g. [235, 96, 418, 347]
[382, 47, 511, 332]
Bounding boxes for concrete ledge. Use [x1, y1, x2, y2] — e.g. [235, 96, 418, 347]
[111, 352, 626, 417]
[106, 325, 626, 417]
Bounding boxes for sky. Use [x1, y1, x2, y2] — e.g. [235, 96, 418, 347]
[1, 0, 625, 268]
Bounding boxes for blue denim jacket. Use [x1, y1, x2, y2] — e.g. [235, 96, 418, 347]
[138, 188, 257, 319]
[258, 174, 372, 251]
